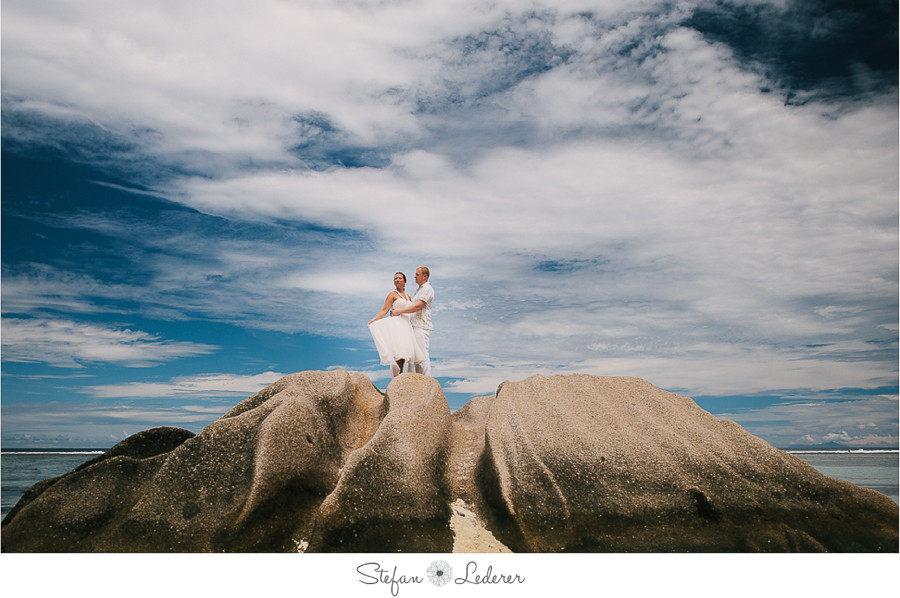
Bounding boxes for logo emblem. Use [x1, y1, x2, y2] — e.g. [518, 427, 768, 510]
[426, 560, 452, 587]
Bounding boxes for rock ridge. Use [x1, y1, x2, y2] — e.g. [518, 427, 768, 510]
[2, 371, 897, 552]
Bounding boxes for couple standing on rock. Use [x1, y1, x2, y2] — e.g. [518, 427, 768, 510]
[368, 266, 434, 377]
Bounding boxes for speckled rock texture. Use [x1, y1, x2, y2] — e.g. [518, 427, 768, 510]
[2, 371, 390, 551]
[2, 372, 897, 552]
[468, 375, 898, 552]
[308, 371, 452, 551]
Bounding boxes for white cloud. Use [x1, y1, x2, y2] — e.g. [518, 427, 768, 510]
[713, 394, 900, 447]
[434, 340, 896, 399]
[1, 318, 218, 368]
[82, 371, 286, 399]
[0, 266, 138, 315]
[1, 0, 538, 164]
[0, 400, 233, 446]
[1, 0, 896, 408]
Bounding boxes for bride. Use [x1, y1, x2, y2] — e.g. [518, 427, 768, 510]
[368, 272, 424, 377]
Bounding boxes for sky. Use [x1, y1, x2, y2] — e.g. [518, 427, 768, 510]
[1, 0, 897, 449]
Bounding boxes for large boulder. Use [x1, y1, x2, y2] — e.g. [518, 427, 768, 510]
[308, 372, 453, 551]
[465, 374, 898, 552]
[2, 371, 896, 552]
[2, 370, 389, 551]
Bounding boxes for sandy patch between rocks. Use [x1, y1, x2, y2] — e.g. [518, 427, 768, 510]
[450, 499, 511, 553]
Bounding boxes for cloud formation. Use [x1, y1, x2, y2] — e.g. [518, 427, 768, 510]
[1, 318, 218, 368]
[715, 393, 899, 447]
[1, 0, 896, 446]
[82, 371, 285, 399]
[1, 400, 232, 447]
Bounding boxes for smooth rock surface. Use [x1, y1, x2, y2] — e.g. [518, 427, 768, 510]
[308, 372, 453, 551]
[2, 371, 387, 551]
[3, 371, 897, 552]
[471, 374, 898, 552]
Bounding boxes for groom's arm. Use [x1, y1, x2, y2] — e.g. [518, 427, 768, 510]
[391, 300, 426, 316]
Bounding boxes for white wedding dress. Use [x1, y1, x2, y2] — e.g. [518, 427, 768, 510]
[368, 294, 424, 367]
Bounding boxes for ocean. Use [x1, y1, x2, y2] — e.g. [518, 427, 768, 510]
[1, 449, 897, 521]
[785, 450, 898, 504]
[2, 449, 105, 519]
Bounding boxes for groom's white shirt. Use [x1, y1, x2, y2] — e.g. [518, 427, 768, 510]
[411, 281, 434, 332]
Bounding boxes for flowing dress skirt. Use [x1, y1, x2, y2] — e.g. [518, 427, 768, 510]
[368, 314, 424, 366]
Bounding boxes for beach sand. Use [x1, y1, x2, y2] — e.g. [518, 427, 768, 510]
[450, 499, 511, 553]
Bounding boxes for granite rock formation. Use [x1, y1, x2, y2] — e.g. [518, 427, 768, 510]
[2, 371, 897, 552]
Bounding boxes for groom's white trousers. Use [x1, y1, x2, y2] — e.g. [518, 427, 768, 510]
[412, 326, 431, 376]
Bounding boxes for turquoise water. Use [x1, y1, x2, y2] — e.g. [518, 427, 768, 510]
[2, 450, 897, 520]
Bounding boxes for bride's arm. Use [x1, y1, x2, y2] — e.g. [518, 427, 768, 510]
[368, 293, 397, 324]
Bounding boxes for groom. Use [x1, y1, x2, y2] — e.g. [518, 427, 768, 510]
[391, 266, 434, 376]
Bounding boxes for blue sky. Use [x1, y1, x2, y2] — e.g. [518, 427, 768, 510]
[2, 0, 897, 449]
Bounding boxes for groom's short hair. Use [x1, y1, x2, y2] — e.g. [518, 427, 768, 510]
[417, 266, 430, 279]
